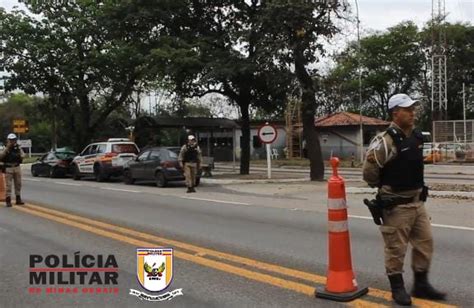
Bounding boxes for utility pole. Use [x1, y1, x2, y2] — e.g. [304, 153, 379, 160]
[462, 83, 466, 143]
[355, 0, 364, 163]
[431, 0, 448, 146]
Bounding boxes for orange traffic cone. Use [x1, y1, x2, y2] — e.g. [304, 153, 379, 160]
[315, 157, 368, 302]
[0, 172, 5, 202]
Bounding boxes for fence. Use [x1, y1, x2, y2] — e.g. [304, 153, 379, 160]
[431, 120, 474, 162]
[433, 120, 473, 143]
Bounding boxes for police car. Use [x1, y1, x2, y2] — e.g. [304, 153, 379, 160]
[72, 138, 139, 181]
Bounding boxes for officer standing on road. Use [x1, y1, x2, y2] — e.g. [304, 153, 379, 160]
[363, 94, 446, 306]
[0, 133, 26, 207]
[178, 135, 202, 193]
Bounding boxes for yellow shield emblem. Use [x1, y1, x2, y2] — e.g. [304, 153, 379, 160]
[137, 248, 173, 292]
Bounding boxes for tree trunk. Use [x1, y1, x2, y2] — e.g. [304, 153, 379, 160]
[239, 102, 250, 175]
[294, 43, 324, 181]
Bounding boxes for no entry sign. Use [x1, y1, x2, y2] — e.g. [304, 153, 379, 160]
[257, 123, 278, 144]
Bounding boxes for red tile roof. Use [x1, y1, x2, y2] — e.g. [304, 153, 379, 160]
[314, 112, 390, 127]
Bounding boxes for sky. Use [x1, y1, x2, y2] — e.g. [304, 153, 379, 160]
[1, 0, 472, 31]
[1, 0, 472, 116]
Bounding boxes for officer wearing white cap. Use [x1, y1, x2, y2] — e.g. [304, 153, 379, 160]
[362, 94, 445, 305]
[178, 135, 202, 193]
[0, 133, 26, 207]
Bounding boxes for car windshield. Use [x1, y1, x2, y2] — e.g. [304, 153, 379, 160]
[112, 144, 138, 154]
[55, 152, 76, 159]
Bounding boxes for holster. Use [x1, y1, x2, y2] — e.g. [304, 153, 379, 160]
[420, 185, 429, 202]
[364, 198, 384, 225]
[364, 194, 413, 226]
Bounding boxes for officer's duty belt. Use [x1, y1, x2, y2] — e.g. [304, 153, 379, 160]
[5, 163, 20, 167]
[377, 195, 415, 207]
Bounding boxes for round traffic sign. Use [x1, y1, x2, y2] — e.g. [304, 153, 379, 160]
[257, 124, 278, 144]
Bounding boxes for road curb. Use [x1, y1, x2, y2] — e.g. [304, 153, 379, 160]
[346, 187, 474, 199]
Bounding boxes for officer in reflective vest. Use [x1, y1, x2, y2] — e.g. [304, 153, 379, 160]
[363, 94, 446, 306]
[0, 133, 26, 207]
[178, 135, 202, 193]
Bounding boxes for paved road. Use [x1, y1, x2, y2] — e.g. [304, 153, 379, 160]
[0, 172, 472, 307]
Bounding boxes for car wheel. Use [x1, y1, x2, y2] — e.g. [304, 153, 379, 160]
[94, 165, 107, 182]
[195, 177, 200, 187]
[49, 167, 57, 178]
[73, 165, 81, 181]
[155, 172, 167, 188]
[31, 168, 38, 177]
[123, 169, 135, 185]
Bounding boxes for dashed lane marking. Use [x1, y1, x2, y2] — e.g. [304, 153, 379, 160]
[53, 182, 83, 186]
[181, 196, 251, 205]
[348, 215, 474, 231]
[100, 187, 141, 193]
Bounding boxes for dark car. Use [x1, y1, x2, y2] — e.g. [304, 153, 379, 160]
[123, 147, 201, 187]
[31, 149, 76, 178]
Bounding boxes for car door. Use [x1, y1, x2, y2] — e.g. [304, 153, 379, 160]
[44, 152, 57, 176]
[83, 144, 99, 174]
[76, 145, 92, 173]
[132, 150, 151, 179]
[143, 150, 161, 180]
[35, 154, 49, 176]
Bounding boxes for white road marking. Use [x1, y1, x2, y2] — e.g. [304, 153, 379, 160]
[24, 179, 42, 182]
[181, 197, 250, 205]
[54, 182, 82, 186]
[431, 223, 474, 231]
[101, 187, 141, 193]
[349, 215, 474, 231]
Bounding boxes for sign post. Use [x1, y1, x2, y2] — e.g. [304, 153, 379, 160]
[17, 139, 32, 158]
[257, 123, 278, 179]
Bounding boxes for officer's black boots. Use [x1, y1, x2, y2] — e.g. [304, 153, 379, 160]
[191, 187, 196, 193]
[186, 187, 193, 193]
[388, 274, 412, 306]
[16, 195, 25, 205]
[5, 196, 12, 207]
[412, 271, 446, 300]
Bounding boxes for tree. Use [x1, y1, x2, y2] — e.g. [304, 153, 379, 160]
[258, 0, 348, 180]
[0, 1, 174, 150]
[0, 93, 54, 152]
[325, 22, 426, 120]
[324, 21, 473, 131]
[146, 0, 292, 174]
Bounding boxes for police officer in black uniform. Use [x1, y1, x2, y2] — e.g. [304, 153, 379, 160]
[363, 94, 446, 306]
[0, 133, 26, 207]
[178, 135, 202, 193]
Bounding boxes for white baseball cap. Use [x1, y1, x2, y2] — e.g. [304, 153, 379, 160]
[388, 94, 419, 110]
[188, 135, 196, 140]
[7, 133, 17, 140]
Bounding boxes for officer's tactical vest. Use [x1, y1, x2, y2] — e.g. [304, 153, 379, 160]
[380, 127, 424, 191]
[183, 145, 198, 162]
[3, 146, 23, 165]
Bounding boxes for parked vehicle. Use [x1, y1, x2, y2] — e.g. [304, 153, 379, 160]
[123, 146, 202, 187]
[437, 143, 465, 160]
[422, 142, 436, 158]
[31, 148, 76, 178]
[72, 138, 139, 181]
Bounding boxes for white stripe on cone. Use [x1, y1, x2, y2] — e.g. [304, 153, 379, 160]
[328, 220, 349, 232]
[327, 198, 347, 210]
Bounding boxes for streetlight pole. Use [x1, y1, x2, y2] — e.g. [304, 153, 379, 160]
[355, 0, 363, 163]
